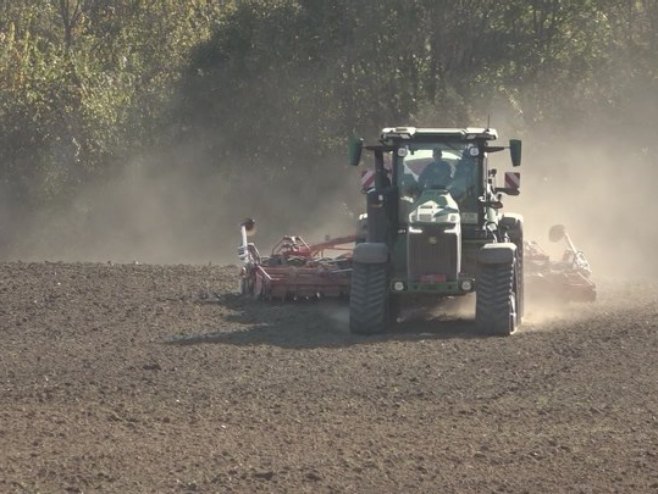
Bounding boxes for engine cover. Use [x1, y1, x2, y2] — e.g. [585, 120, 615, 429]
[407, 191, 462, 282]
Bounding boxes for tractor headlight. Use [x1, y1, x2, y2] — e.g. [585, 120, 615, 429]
[460, 280, 473, 292]
[393, 281, 405, 292]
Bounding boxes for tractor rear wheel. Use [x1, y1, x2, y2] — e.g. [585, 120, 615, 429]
[501, 214, 524, 322]
[476, 259, 519, 336]
[349, 261, 391, 335]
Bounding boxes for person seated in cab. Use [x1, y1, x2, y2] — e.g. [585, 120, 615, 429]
[418, 148, 454, 190]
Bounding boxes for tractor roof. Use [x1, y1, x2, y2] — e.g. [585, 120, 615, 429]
[381, 127, 498, 142]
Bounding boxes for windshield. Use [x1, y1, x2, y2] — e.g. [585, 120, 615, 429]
[396, 142, 481, 213]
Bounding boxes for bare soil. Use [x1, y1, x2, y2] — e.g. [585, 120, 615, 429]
[1, 262, 657, 493]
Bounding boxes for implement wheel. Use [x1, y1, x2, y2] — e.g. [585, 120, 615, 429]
[349, 261, 391, 335]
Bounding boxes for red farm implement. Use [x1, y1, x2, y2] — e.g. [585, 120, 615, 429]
[524, 224, 597, 302]
[238, 219, 595, 304]
[238, 219, 355, 300]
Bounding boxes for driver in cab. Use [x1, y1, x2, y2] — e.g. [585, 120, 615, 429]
[417, 148, 454, 190]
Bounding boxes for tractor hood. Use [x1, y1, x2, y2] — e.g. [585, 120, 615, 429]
[408, 190, 460, 226]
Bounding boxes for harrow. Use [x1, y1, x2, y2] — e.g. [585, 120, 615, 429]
[238, 219, 596, 303]
[238, 219, 355, 300]
[524, 224, 597, 302]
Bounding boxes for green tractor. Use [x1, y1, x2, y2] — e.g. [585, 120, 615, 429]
[348, 127, 524, 336]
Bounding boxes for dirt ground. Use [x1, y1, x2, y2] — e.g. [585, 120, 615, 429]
[1, 262, 657, 493]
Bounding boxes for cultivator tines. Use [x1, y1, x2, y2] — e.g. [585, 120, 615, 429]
[524, 225, 597, 302]
[238, 219, 355, 300]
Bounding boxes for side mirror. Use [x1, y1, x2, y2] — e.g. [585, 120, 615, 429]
[348, 136, 364, 167]
[509, 139, 522, 167]
[549, 224, 566, 242]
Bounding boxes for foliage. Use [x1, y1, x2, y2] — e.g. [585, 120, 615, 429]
[177, 1, 658, 172]
[0, 0, 221, 208]
[0, 0, 657, 215]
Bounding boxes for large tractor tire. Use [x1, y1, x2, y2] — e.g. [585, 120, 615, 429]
[349, 261, 392, 335]
[476, 248, 519, 336]
[514, 247, 524, 324]
[501, 214, 525, 322]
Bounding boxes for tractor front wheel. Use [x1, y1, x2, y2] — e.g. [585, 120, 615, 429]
[349, 261, 392, 335]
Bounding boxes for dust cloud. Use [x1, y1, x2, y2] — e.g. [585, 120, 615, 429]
[492, 130, 658, 281]
[2, 143, 361, 265]
[5, 126, 656, 281]
[3, 99, 657, 278]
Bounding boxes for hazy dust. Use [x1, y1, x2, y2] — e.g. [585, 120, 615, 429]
[490, 133, 658, 280]
[4, 101, 657, 280]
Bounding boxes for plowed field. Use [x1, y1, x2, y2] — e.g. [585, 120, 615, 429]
[1, 262, 657, 493]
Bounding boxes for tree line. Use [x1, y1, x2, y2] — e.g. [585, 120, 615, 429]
[1, 0, 657, 217]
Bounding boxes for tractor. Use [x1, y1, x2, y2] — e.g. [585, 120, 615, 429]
[347, 127, 524, 336]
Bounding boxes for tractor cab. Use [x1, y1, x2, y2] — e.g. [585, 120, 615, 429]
[380, 127, 519, 229]
[395, 139, 482, 226]
[352, 127, 521, 244]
